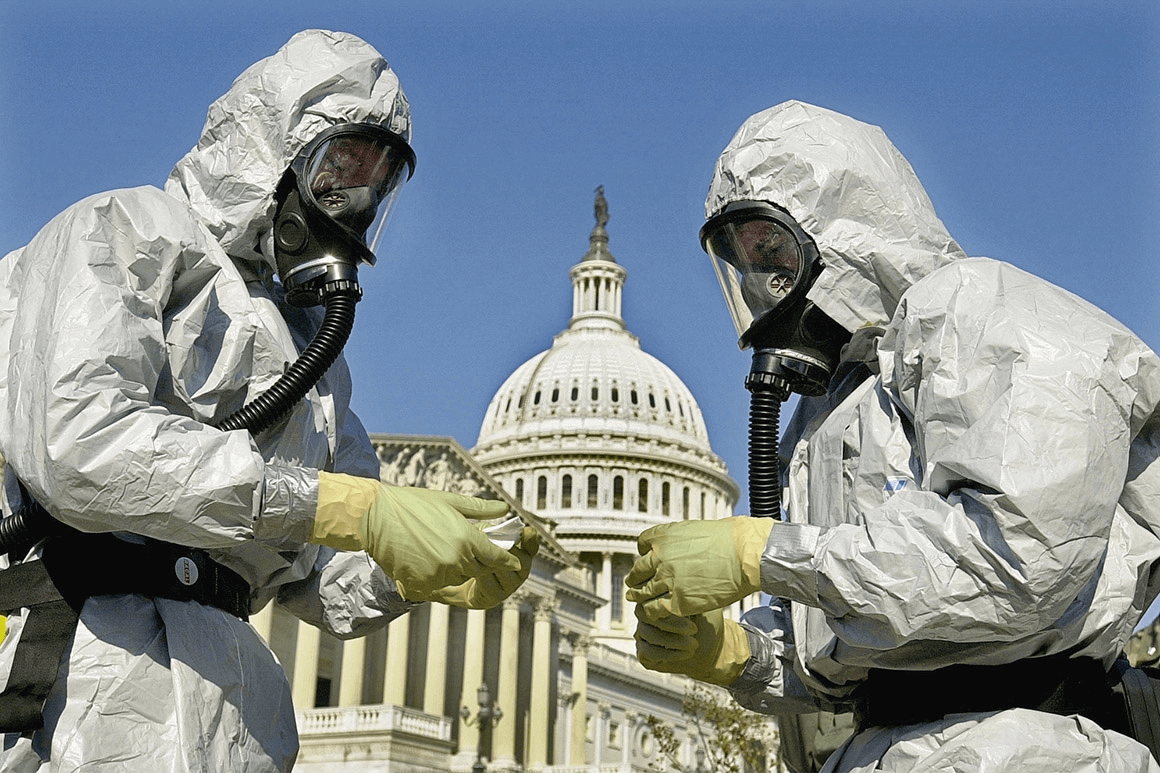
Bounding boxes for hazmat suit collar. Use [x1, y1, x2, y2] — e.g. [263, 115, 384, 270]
[164, 29, 412, 268]
[704, 100, 966, 336]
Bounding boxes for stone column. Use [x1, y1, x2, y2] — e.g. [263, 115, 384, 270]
[597, 553, 612, 631]
[291, 620, 321, 709]
[569, 635, 591, 765]
[383, 612, 410, 706]
[249, 602, 274, 644]
[594, 702, 611, 766]
[528, 595, 558, 767]
[424, 602, 451, 715]
[493, 593, 524, 765]
[623, 711, 639, 766]
[455, 608, 488, 767]
[337, 637, 367, 707]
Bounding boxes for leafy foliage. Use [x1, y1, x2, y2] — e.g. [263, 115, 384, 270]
[645, 683, 780, 773]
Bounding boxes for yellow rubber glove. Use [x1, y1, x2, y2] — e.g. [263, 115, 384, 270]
[421, 527, 540, 609]
[625, 516, 773, 618]
[634, 607, 750, 687]
[311, 471, 521, 603]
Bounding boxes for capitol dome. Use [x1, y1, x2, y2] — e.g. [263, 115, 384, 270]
[472, 189, 738, 647]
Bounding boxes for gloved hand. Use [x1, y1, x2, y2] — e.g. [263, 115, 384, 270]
[311, 471, 525, 606]
[634, 606, 750, 687]
[421, 526, 540, 609]
[625, 516, 773, 618]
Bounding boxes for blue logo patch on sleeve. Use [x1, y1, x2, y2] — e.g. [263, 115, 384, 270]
[884, 477, 909, 493]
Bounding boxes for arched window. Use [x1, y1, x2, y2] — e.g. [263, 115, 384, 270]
[537, 476, 547, 509]
[682, 487, 690, 519]
[637, 479, 649, 512]
[662, 482, 671, 516]
[613, 476, 624, 510]
[571, 386, 579, 401]
[587, 475, 599, 508]
[515, 478, 525, 504]
[551, 387, 559, 402]
[561, 474, 572, 509]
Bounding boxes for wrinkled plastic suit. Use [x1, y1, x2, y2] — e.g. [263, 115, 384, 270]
[0, 30, 417, 772]
[707, 102, 1160, 772]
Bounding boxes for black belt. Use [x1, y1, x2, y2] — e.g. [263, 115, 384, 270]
[853, 656, 1130, 735]
[34, 529, 251, 620]
[0, 525, 251, 733]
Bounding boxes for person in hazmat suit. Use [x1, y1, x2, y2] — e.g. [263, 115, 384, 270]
[0, 29, 538, 772]
[627, 100, 1160, 772]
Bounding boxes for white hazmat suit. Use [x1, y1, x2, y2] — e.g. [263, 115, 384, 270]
[0, 30, 418, 771]
[689, 101, 1160, 771]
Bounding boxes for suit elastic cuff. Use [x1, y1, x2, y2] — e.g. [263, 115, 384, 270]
[760, 522, 822, 604]
[730, 622, 778, 694]
[256, 465, 320, 548]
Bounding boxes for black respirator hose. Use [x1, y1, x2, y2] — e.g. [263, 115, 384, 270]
[0, 287, 360, 556]
[747, 388, 783, 519]
[0, 506, 37, 555]
[745, 364, 791, 520]
[215, 289, 358, 434]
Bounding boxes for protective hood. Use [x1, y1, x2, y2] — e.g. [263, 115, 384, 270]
[705, 101, 967, 336]
[165, 29, 412, 268]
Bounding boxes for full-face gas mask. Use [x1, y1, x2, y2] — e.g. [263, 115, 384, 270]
[700, 201, 850, 518]
[218, 122, 416, 436]
[273, 122, 416, 308]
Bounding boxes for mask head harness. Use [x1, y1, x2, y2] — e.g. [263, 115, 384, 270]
[700, 201, 850, 518]
[273, 122, 416, 308]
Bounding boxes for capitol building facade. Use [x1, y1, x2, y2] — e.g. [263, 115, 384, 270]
[252, 191, 767, 772]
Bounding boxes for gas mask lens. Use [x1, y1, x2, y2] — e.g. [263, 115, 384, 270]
[300, 125, 416, 263]
[700, 203, 816, 341]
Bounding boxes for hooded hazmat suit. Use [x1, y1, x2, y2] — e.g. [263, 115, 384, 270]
[0, 30, 418, 771]
[710, 102, 1160, 771]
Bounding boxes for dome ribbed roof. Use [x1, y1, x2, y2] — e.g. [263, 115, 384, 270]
[476, 326, 712, 449]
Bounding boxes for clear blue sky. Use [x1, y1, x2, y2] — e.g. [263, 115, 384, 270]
[1, 1, 1157, 514]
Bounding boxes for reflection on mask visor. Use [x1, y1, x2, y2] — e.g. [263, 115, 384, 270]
[307, 135, 410, 198]
[300, 129, 415, 255]
[705, 219, 801, 299]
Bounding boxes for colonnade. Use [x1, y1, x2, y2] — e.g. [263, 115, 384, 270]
[251, 590, 593, 768]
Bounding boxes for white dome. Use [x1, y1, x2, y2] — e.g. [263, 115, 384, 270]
[470, 190, 738, 651]
[471, 193, 737, 539]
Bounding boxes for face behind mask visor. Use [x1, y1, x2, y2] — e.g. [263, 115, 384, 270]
[700, 201, 820, 349]
[274, 122, 416, 306]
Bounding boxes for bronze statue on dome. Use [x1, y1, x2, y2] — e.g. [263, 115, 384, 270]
[594, 185, 609, 229]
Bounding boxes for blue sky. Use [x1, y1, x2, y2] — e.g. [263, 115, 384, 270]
[1, 1, 1157, 514]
